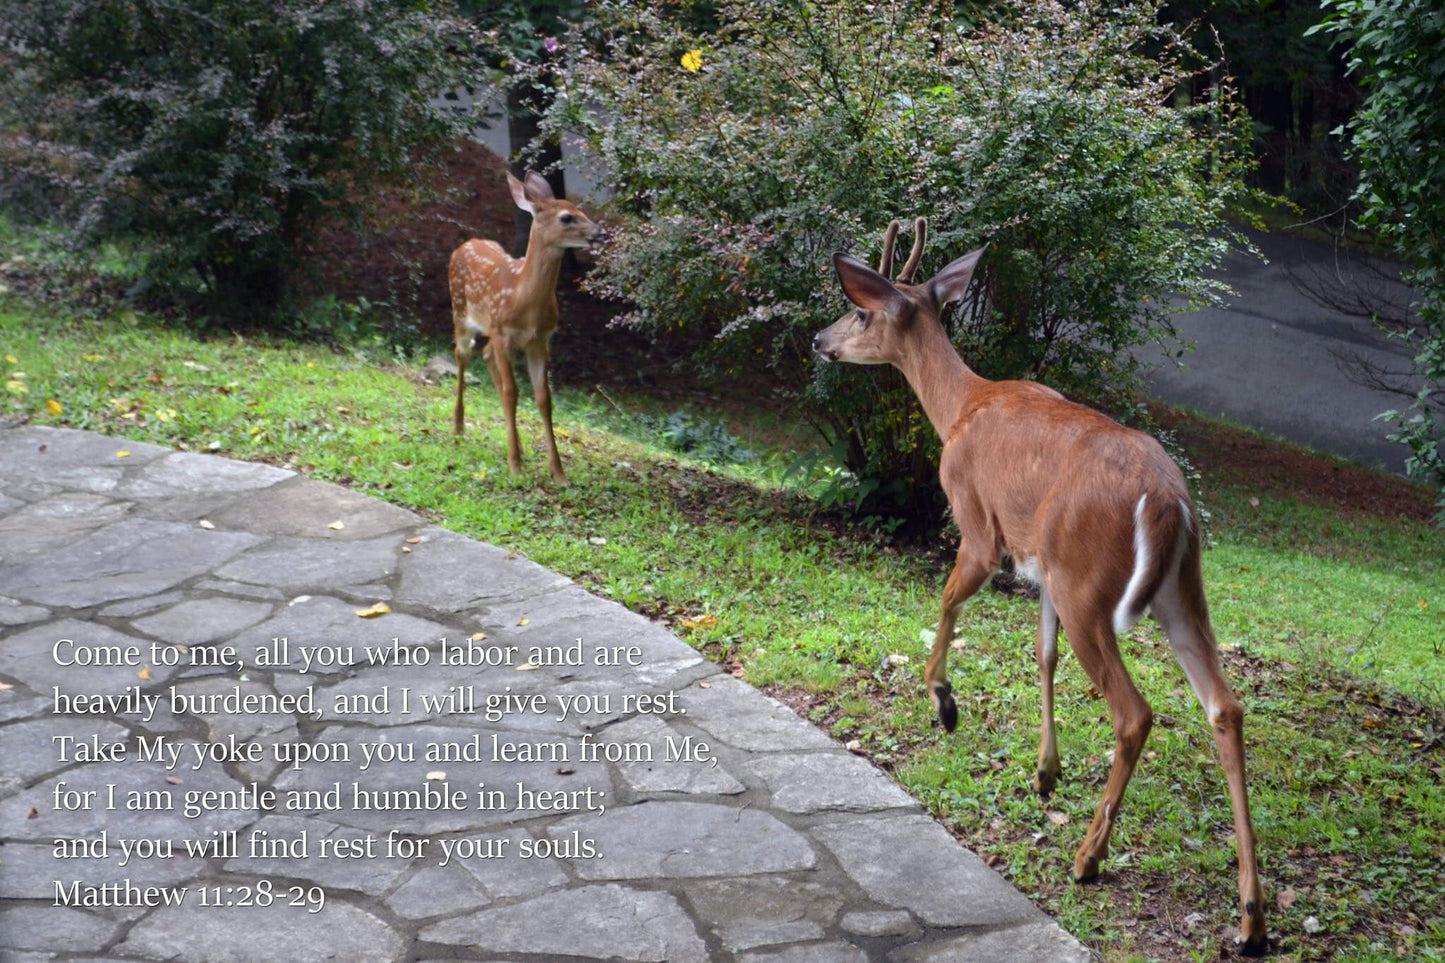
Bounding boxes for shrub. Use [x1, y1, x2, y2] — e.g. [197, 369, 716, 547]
[543, 0, 1255, 521]
[0, 0, 485, 323]
[1315, 1, 1445, 523]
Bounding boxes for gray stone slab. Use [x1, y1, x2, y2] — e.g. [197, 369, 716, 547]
[604, 714, 747, 795]
[118, 450, 293, 497]
[550, 801, 816, 880]
[131, 597, 273, 645]
[0, 839, 206, 900]
[0, 426, 168, 475]
[0, 903, 121, 953]
[385, 863, 491, 918]
[689, 877, 842, 952]
[0, 716, 129, 798]
[887, 917, 1091, 963]
[212, 533, 402, 594]
[233, 595, 454, 674]
[0, 690, 47, 724]
[224, 815, 411, 894]
[447, 827, 569, 898]
[813, 815, 1040, 928]
[0, 492, 131, 561]
[747, 751, 918, 814]
[841, 909, 918, 938]
[115, 901, 404, 963]
[393, 527, 570, 613]
[0, 517, 261, 607]
[680, 675, 838, 752]
[211, 476, 420, 539]
[0, 594, 48, 626]
[420, 883, 707, 962]
[97, 591, 185, 618]
[0, 754, 259, 842]
[0, 618, 180, 698]
[479, 584, 706, 688]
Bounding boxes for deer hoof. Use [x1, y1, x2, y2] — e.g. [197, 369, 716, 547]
[932, 682, 957, 733]
[1072, 855, 1100, 884]
[1034, 767, 1062, 799]
[1239, 902, 1268, 956]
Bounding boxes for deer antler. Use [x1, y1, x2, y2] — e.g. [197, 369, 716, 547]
[896, 217, 927, 284]
[877, 220, 901, 277]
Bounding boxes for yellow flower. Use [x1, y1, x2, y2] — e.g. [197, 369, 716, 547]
[44, 399, 63, 416]
[681, 49, 703, 72]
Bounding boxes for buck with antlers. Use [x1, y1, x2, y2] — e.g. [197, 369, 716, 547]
[813, 219, 1267, 954]
[448, 170, 603, 483]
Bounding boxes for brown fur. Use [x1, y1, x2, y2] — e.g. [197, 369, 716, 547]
[448, 171, 603, 484]
[813, 229, 1267, 954]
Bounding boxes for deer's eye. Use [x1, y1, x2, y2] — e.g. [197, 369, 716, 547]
[855, 309, 868, 326]
[559, 213, 577, 225]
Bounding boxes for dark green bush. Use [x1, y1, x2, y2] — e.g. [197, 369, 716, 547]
[544, 0, 1256, 521]
[0, 0, 485, 323]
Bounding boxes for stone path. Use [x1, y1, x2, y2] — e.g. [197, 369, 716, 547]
[0, 425, 1088, 962]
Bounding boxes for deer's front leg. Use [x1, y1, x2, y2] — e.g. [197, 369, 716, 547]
[452, 338, 471, 436]
[525, 341, 566, 485]
[1035, 584, 1063, 798]
[485, 341, 523, 474]
[926, 554, 992, 732]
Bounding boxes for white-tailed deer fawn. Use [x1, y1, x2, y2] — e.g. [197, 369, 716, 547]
[813, 219, 1267, 955]
[449, 170, 603, 483]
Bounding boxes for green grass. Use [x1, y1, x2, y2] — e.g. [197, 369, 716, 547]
[3, 299, 1443, 962]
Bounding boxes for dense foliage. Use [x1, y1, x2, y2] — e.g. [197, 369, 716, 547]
[1315, 0, 1445, 521]
[545, 0, 1256, 519]
[0, 0, 484, 321]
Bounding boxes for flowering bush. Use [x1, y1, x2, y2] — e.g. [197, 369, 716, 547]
[545, 0, 1256, 519]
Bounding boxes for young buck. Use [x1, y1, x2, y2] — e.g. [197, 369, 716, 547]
[448, 170, 603, 483]
[813, 220, 1267, 955]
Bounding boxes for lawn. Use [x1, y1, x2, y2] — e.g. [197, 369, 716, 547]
[3, 295, 1442, 962]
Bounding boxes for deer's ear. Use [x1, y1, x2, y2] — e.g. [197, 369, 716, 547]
[523, 170, 556, 204]
[507, 172, 534, 215]
[833, 253, 906, 315]
[927, 247, 986, 309]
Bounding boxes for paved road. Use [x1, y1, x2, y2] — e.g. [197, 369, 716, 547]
[1142, 228, 1423, 473]
[0, 426, 1088, 962]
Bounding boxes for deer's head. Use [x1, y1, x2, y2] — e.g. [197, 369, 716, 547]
[509, 170, 605, 251]
[812, 218, 984, 366]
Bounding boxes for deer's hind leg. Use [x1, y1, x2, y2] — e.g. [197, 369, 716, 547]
[1050, 583, 1153, 884]
[1149, 553, 1267, 954]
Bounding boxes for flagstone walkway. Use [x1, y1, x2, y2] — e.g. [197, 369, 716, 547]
[0, 425, 1089, 962]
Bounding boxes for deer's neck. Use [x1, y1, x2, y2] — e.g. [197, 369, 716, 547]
[894, 318, 982, 441]
[517, 237, 564, 305]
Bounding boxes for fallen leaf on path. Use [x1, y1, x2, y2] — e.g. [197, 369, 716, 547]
[355, 602, 391, 618]
[328, 520, 345, 530]
[137, 665, 151, 680]
[198, 520, 215, 530]
[425, 771, 446, 781]
[470, 632, 486, 641]
[165, 776, 182, 785]
[517, 616, 530, 626]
